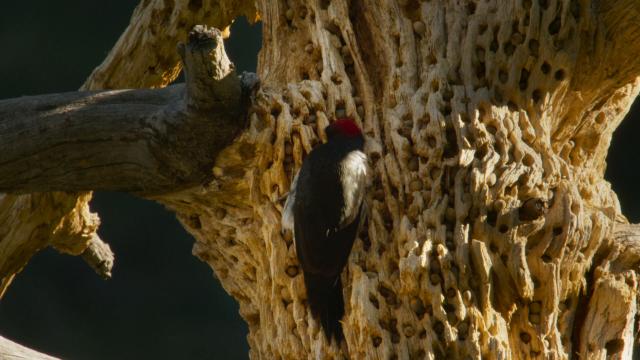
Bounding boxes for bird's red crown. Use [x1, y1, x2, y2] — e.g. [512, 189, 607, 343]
[328, 118, 362, 137]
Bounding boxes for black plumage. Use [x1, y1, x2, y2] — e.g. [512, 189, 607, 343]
[291, 128, 366, 341]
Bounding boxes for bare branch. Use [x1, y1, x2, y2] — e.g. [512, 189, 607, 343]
[0, 336, 59, 360]
[0, 26, 254, 196]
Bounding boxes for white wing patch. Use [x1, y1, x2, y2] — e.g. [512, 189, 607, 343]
[339, 150, 369, 228]
[281, 171, 299, 234]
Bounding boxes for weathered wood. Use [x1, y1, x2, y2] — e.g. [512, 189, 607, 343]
[0, 26, 251, 195]
[81, 234, 115, 280]
[0, 336, 59, 360]
[0, 0, 257, 297]
[155, 0, 640, 359]
[82, 0, 257, 90]
[1, 0, 640, 359]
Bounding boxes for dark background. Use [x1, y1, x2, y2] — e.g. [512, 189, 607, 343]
[0, 3, 638, 360]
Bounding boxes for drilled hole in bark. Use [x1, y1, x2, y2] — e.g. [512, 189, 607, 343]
[430, 273, 442, 285]
[410, 297, 426, 318]
[532, 89, 542, 103]
[541, 62, 551, 74]
[504, 42, 515, 56]
[444, 127, 458, 158]
[476, 63, 486, 79]
[553, 226, 563, 236]
[523, 153, 535, 166]
[466, 1, 476, 14]
[539, 0, 549, 9]
[520, 332, 532, 344]
[479, 23, 488, 34]
[490, 39, 499, 52]
[519, 69, 530, 90]
[431, 80, 440, 92]
[378, 284, 398, 306]
[368, 293, 380, 309]
[494, 88, 504, 103]
[508, 101, 518, 111]
[511, 32, 524, 45]
[554, 69, 565, 81]
[542, 253, 552, 262]
[548, 17, 561, 35]
[570, 0, 580, 19]
[528, 39, 539, 56]
[443, 302, 456, 315]
[605, 339, 624, 354]
[378, 244, 386, 256]
[487, 210, 498, 226]
[519, 198, 546, 221]
[271, 105, 282, 118]
[427, 135, 437, 148]
[372, 336, 382, 347]
[442, 105, 452, 116]
[476, 143, 489, 159]
[285, 265, 299, 277]
[498, 69, 508, 83]
[188, 0, 203, 11]
[433, 320, 445, 335]
[530, 301, 542, 314]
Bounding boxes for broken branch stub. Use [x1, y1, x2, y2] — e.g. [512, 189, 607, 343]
[179, 25, 242, 114]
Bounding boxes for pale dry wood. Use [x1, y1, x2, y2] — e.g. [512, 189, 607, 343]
[81, 234, 115, 279]
[153, 1, 640, 359]
[1, 0, 640, 359]
[0, 336, 59, 360]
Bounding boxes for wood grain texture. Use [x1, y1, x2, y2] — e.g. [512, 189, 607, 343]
[154, 0, 640, 358]
[0, 26, 249, 195]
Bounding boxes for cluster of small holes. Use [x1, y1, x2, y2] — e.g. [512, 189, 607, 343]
[236, 0, 609, 357]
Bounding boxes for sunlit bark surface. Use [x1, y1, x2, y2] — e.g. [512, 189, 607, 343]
[2, 0, 640, 359]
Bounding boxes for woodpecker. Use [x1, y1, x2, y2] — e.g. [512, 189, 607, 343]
[282, 117, 368, 342]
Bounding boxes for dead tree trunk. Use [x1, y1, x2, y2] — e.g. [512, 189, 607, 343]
[1, 0, 640, 359]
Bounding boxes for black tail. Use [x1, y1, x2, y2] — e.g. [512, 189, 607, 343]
[303, 271, 345, 342]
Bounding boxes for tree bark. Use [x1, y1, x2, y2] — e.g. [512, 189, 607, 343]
[1, 0, 640, 359]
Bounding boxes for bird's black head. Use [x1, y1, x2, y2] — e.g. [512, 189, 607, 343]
[325, 118, 363, 141]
